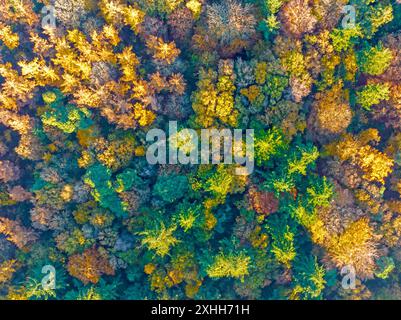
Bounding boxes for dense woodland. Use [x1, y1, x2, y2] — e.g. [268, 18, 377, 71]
[1, 0, 401, 300]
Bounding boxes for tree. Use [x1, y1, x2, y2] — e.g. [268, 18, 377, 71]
[146, 36, 181, 64]
[306, 176, 334, 208]
[254, 127, 287, 166]
[153, 174, 188, 204]
[358, 43, 393, 76]
[191, 67, 238, 127]
[266, 214, 297, 267]
[67, 247, 115, 284]
[357, 83, 390, 110]
[206, 251, 251, 280]
[279, 0, 317, 39]
[195, 0, 257, 57]
[310, 82, 353, 134]
[138, 222, 180, 257]
[290, 256, 326, 300]
[0, 218, 37, 249]
[84, 164, 126, 217]
[287, 144, 319, 176]
[327, 218, 378, 279]
[0, 260, 18, 284]
[325, 129, 394, 184]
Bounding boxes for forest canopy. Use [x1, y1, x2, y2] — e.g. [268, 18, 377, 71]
[1, 0, 401, 300]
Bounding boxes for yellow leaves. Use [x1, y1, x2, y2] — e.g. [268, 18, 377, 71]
[0, 94, 18, 111]
[0, 62, 16, 78]
[308, 217, 327, 246]
[61, 73, 80, 93]
[67, 29, 90, 49]
[344, 49, 358, 81]
[18, 58, 60, 86]
[102, 24, 121, 46]
[0, 62, 36, 104]
[0, 24, 19, 49]
[150, 72, 168, 92]
[18, 59, 42, 77]
[100, 0, 125, 23]
[134, 145, 146, 156]
[216, 75, 235, 93]
[133, 103, 156, 127]
[165, 0, 185, 12]
[169, 73, 186, 95]
[117, 46, 140, 66]
[60, 185, 74, 202]
[117, 47, 140, 82]
[325, 134, 359, 162]
[358, 128, 381, 145]
[198, 81, 217, 106]
[250, 226, 269, 249]
[202, 200, 217, 230]
[100, 0, 146, 33]
[146, 36, 181, 64]
[78, 150, 94, 168]
[144, 263, 156, 275]
[149, 72, 186, 95]
[131, 80, 149, 100]
[325, 129, 393, 184]
[73, 87, 102, 108]
[255, 62, 268, 85]
[139, 223, 180, 257]
[53, 37, 73, 60]
[240, 85, 261, 103]
[2, 0, 39, 26]
[53, 51, 79, 74]
[192, 69, 238, 127]
[327, 218, 378, 279]
[358, 146, 394, 183]
[0, 1, 175, 134]
[305, 30, 334, 55]
[282, 50, 308, 77]
[0, 260, 18, 284]
[75, 60, 92, 80]
[271, 232, 297, 268]
[186, 0, 202, 19]
[206, 252, 250, 280]
[313, 81, 352, 134]
[123, 6, 145, 34]
[0, 110, 31, 135]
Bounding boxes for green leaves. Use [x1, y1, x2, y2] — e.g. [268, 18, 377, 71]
[358, 43, 393, 75]
[153, 174, 189, 204]
[138, 222, 180, 257]
[254, 127, 287, 166]
[306, 176, 334, 208]
[266, 214, 297, 267]
[41, 90, 92, 134]
[287, 145, 319, 176]
[291, 255, 326, 300]
[330, 27, 363, 53]
[356, 83, 390, 110]
[84, 164, 126, 217]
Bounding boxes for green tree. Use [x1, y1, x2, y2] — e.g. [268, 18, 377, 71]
[266, 214, 297, 267]
[358, 43, 393, 76]
[153, 174, 188, 203]
[357, 83, 390, 110]
[291, 256, 326, 300]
